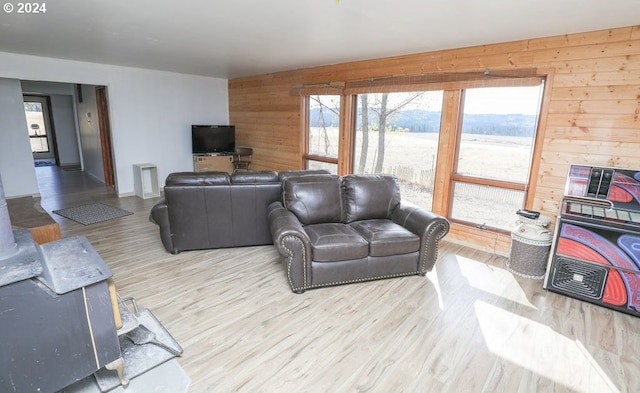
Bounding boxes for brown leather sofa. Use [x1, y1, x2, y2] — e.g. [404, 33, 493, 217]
[150, 169, 330, 254]
[267, 174, 450, 293]
[150, 170, 282, 253]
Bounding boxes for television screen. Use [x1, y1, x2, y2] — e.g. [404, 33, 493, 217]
[192, 125, 235, 154]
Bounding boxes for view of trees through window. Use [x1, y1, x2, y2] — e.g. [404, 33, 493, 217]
[306, 82, 544, 232]
[307, 95, 340, 173]
[353, 91, 443, 210]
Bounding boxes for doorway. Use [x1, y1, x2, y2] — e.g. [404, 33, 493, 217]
[23, 95, 58, 165]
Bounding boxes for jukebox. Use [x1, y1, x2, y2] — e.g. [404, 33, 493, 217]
[544, 164, 640, 317]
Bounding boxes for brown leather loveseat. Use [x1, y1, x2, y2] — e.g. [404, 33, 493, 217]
[267, 173, 450, 293]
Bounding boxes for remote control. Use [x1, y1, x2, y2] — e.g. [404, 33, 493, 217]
[516, 209, 540, 219]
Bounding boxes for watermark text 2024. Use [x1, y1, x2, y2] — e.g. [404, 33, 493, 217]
[3, 3, 47, 14]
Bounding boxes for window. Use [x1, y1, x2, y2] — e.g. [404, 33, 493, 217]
[24, 99, 50, 153]
[305, 95, 340, 173]
[449, 84, 544, 231]
[301, 75, 545, 238]
[353, 91, 443, 210]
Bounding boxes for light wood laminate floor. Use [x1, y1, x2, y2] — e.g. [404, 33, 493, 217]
[30, 166, 640, 393]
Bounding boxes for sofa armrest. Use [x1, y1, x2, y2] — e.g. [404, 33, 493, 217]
[392, 202, 450, 273]
[267, 201, 312, 292]
[150, 198, 177, 254]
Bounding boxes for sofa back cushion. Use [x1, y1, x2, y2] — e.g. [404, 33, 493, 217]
[283, 174, 343, 225]
[278, 169, 331, 183]
[342, 174, 401, 223]
[166, 171, 230, 186]
[231, 170, 279, 184]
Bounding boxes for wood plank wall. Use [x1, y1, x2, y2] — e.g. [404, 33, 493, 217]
[229, 25, 640, 255]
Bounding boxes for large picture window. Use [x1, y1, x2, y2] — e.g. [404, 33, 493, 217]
[301, 75, 545, 237]
[450, 84, 544, 231]
[353, 91, 443, 210]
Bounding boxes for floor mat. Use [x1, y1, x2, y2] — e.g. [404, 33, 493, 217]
[53, 203, 133, 225]
[35, 160, 55, 167]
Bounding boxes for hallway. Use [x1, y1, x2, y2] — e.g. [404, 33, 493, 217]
[31, 165, 159, 237]
[35, 166, 114, 210]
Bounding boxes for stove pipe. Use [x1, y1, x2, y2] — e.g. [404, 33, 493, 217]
[0, 173, 18, 260]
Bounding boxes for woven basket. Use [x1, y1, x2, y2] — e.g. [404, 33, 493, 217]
[507, 234, 551, 279]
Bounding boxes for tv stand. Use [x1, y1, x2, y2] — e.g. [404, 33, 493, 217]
[193, 154, 233, 173]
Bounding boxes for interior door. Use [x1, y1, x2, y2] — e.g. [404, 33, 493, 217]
[95, 87, 115, 188]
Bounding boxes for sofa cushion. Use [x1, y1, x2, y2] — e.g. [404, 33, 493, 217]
[166, 171, 230, 186]
[342, 174, 401, 223]
[349, 219, 420, 257]
[278, 169, 331, 183]
[231, 170, 279, 184]
[283, 174, 343, 225]
[304, 223, 369, 262]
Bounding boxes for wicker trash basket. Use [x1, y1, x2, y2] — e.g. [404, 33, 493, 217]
[506, 214, 552, 279]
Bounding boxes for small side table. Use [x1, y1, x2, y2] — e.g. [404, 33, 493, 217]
[133, 163, 160, 199]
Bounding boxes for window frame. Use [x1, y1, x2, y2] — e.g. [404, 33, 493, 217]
[447, 86, 544, 233]
[303, 94, 355, 173]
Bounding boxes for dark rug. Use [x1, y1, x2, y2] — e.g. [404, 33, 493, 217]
[53, 203, 133, 225]
[35, 160, 55, 167]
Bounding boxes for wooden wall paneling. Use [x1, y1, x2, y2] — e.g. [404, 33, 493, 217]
[544, 127, 640, 143]
[229, 72, 305, 171]
[548, 100, 640, 114]
[553, 70, 640, 88]
[447, 223, 511, 256]
[531, 40, 640, 64]
[546, 113, 639, 128]
[529, 27, 635, 48]
[229, 24, 640, 252]
[550, 85, 640, 101]
[545, 139, 639, 156]
[551, 55, 640, 73]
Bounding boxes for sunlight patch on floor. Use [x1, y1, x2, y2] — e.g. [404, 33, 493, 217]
[474, 301, 620, 393]
[426, 266, 444, 311]
[456, 255, 535, 309]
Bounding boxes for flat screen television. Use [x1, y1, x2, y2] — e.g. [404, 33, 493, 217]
[192, 125, 235, 154]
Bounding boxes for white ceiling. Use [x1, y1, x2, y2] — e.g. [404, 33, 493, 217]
[1, 0, 638, 79]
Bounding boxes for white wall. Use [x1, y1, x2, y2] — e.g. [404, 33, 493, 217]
[0, 51, 228, 196]
[0, 78, 39, 197]
[50, 95, 81, 166]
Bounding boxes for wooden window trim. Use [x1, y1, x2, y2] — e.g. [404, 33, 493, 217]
[449, 217, 512, 236]
[305, 154, 339, 164]
[450, 174, 527, 192]
[524, 69, 553, 208]
[300, 95, 309, 169]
